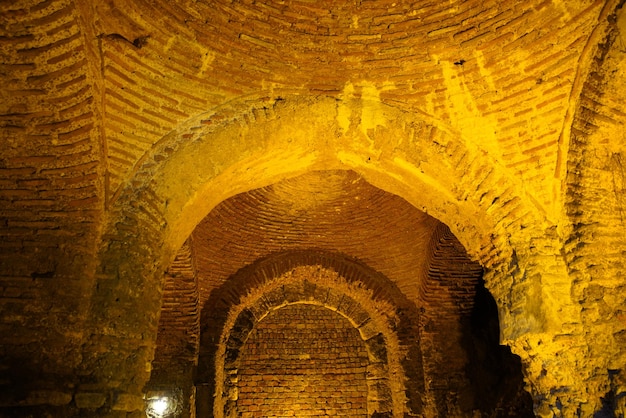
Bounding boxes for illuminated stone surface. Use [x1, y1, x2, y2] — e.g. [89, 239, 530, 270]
[237, 304, 369, 417]
[0, 0, 625, 417]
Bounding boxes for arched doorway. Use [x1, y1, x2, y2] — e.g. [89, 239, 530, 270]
[196, 251, 421, 418]
[147, 172, 533, 417]
[89, 96, 552, 416]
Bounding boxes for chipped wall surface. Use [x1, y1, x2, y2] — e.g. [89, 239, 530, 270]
[0, 0, 625, 417]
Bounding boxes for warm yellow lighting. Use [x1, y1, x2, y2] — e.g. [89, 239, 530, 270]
[153, 398, 168, 414]
[146, 396, 171, 418]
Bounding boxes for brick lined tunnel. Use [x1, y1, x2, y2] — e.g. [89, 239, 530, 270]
[146, 171, 533, 417]
[1, 0, 626, 417]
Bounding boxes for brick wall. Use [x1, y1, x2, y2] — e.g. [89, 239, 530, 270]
[418, 224, 533, 417]
[1, 0, 623, 416]
[0, 0, 102, 413]
[237, 304, 369, 417]
[418, 224, 481, 415]
[198, 252, 420, 417]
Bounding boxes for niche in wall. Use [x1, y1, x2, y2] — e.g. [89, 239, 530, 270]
[237, 303, 369, 417]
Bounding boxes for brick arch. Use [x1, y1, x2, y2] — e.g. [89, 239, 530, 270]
[108, 92, 548, 270]
[90, 93, 556, 408]
[224, 300, 386, 418]
[197, 250, 425, 417]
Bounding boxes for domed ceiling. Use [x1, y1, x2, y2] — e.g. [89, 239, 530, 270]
[190, 170, 440, 304]
[89, 0, 606, 213]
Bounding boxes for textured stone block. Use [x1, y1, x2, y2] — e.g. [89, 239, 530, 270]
[25, 390, 72, 406]
[112, 394, 144, 411]
[75, 392, 107, 409]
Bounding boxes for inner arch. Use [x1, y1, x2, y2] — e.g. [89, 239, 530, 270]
[202, 259, 412, 418]
[147, 170, 533, 417]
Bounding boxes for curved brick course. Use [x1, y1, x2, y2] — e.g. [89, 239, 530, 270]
[1, 0, 625, 417]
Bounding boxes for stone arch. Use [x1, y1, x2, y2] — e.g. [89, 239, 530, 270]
[107, 92, 548, 270]
[197, 250, 425, 418]
[88, 93, 561, 409]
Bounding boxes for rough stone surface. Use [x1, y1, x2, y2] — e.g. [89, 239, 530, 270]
[111, 394, 143, 412]
[74, 393, 107, 409]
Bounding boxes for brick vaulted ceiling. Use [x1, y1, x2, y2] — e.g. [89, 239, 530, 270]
[0, 0, 612, 210]
[2, 0, 626, 416]
[156, 170, 523, 416]
[0, 0, 619, 227]
[0, 0, 616, 274]
[191, 170, 439, 305]
[92, 0, 607, 213]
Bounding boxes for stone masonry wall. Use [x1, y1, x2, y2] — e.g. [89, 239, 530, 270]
[0, 1, 102, 414]
[147, 240, 199, 418]
[559, 11, 626, 416]
[237, 304, 369, 418]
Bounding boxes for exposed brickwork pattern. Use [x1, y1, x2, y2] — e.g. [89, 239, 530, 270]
[147, 241, 200, 417]
[0, 0, 101, 411]
[184, 174, 528, 417]
[237, 304, 369, 418]
[192, 171, 438, 308]
[92, 0, 602, 211]
[418, 224, 482, 415]
[152, 241, 200, 368]
[198, 255, 413, 417]
[1, 0, 624, 417]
